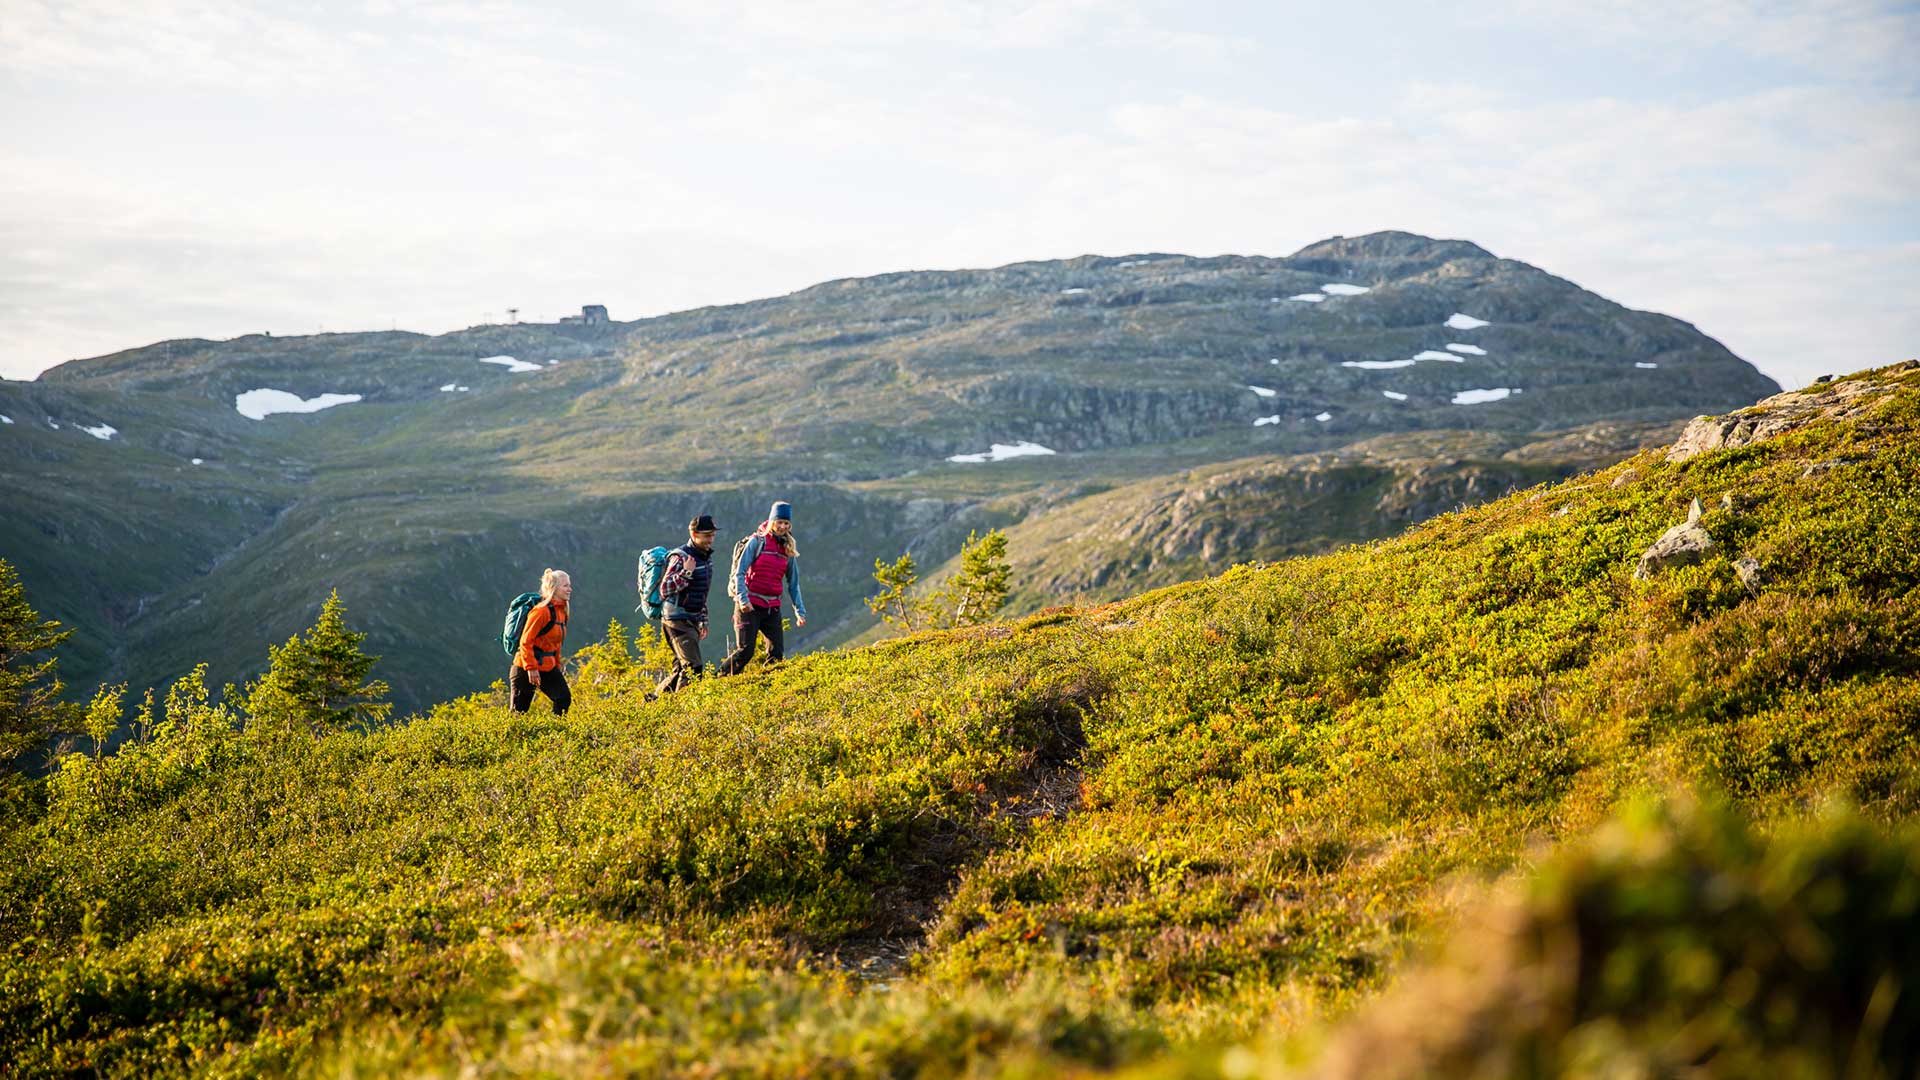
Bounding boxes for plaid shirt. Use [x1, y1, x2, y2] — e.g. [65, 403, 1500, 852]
[660, 548, 708, 625]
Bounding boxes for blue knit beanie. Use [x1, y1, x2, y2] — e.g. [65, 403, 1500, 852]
[769, 500, 793, 522]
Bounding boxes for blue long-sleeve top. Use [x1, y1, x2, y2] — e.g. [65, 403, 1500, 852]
[733, 533, 807, 619]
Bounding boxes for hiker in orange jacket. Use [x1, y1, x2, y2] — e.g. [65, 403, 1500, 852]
[512, 568, 572, 715]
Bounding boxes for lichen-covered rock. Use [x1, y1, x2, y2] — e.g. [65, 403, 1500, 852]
[1667, 376, 1897, 463]
[1735, 555, 1764, 593]
[1634, 498, 1714, 579]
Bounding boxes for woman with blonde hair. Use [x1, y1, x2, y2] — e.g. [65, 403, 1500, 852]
[719, 501, 807, 675]
[512, 568, 572, 715]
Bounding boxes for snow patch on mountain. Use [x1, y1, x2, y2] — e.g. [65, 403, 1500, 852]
[1453, 388, 1519, 405]
[948, 441, 1056, 464]
[1445, 313, 1491, 330]
[235, 389, 364, 420]
[477, 356, 541, 373]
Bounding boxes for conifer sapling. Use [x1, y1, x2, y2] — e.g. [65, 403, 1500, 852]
[243, 590, 391, 735]
[0, 559, 78, 763]
[867, 553, 922, 633]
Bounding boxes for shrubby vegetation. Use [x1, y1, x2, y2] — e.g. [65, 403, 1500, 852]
[1298, 796, 1920, 1079]
[2, 364, 1917, 1077]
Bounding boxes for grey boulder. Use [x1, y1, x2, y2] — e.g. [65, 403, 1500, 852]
[1635, 498, 1715, 579]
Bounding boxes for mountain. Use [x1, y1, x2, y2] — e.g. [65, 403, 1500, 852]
[4, 362, 1914, 1077]
[0, 231, 1779, 712]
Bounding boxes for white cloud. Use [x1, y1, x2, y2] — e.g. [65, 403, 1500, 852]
[0, 0, 1913, 390]
[653, 0, 1137, 50]
[1488, 0, 1920, 83]
[0, 0, 369, 93]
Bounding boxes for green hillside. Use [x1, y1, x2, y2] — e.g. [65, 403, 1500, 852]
[0, 233, 1778, 717]
[3, 362, 1914, 1077]
[944, 420, 1687, 616]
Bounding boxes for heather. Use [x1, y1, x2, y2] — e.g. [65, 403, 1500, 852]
[3, 363, 1916, 1077]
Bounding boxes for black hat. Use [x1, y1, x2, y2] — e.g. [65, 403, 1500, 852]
[690, 514, 717, 533]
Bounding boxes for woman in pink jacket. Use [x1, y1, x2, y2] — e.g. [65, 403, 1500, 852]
[719, 501, 807, 674]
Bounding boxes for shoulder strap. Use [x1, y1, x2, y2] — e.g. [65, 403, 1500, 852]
[529, 601, 564, 660]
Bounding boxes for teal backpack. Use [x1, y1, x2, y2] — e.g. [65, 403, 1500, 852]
[635, 546, 672, 620]
[501, 592, 542, 657]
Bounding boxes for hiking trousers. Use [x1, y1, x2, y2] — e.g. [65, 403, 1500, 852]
[510, 664, 571, 715]
[720, 605, 784, 674]
[655, 619, 705, 695]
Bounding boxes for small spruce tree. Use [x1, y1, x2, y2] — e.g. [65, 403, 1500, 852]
[0, 559, 78, 763]
[938, 529, 1012, 627]
[243, 590, 391, 735]
[866, 553, 922, 633]
[868, 531, 1015, 635]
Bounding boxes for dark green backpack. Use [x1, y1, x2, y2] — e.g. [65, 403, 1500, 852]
[501, 592, 542, 656]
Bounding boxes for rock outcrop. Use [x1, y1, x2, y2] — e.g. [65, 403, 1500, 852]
[1667, 366, 1912, 464]
[1635, 498, 1715, 579]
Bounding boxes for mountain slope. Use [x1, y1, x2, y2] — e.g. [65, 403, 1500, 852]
[1, 361, 1913, 1077]
[1, 232, 1779, 712]
[911, 419, 1687, 615]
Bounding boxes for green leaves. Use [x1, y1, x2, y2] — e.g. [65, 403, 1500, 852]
[81, 682, 124, 761]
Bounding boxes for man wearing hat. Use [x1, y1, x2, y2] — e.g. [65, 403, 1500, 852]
[653, 513, 719, 697]
[720, 500, 808, 675]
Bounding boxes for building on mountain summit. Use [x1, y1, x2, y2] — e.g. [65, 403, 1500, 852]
[559, 304, 608, 326]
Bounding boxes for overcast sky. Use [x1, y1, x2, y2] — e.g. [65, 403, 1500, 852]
[3, 0, 1916, 388]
